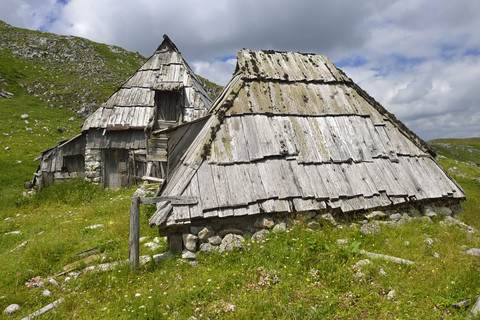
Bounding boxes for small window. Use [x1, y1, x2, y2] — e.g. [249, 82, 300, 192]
[62, 154, 85, 175]
[156, 91, 181, 122]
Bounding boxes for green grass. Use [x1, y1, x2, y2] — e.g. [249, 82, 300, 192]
[1, 103, 479, 319]
[0, 138, 479, 319]
[1, 21, 479, 319]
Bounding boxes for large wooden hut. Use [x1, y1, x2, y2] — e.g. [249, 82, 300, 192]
[33, 35, 212, 189]
[149, 49, 465, 237]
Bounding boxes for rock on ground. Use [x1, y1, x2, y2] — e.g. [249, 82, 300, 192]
[183, 234, 198, 252]
[219, 234, 244, 253]
[3, 304, 20, 315]
[181, 250, 196, 260]
[251, 229, 269, 241]
[463, 248, 480, 256]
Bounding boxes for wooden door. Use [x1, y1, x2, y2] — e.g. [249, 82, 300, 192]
[104, 149, 129, 188]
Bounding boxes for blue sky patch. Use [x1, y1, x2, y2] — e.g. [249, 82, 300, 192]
[217, 54, 236, 62]
[335, 54, 368, 68]
[464, 48, 480, 56]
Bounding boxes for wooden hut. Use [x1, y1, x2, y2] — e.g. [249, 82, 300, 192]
[33, 35, 212, 189]
[149, 49, 465, 236]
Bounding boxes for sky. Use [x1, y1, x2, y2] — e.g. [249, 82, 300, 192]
[1, 0, 479, 140]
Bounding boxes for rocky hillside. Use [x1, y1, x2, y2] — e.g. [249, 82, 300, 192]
[0, 21, 224, 117]
[0, 20, 146, 117]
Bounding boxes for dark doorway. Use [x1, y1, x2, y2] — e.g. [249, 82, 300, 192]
[104, 149, 129, 188]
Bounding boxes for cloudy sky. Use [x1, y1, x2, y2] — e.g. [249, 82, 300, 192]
[1, 0, 479, 140]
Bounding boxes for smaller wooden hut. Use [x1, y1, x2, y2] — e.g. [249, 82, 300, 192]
[33, 35, 212, 189]
[149, 49, 465, 240]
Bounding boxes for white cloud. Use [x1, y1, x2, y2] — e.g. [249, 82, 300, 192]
[1, 0, 479, 139]
[191, 58, 236, 87]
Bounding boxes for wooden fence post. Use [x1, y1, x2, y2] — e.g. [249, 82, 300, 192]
[129, 196, 140, 270]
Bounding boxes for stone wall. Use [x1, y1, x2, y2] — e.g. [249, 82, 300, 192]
[165, 202, 471, 260]
[84, 148, 102, 184]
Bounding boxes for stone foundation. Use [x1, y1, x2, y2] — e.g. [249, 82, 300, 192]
[162, 202, 472, 259]
[84, 148, 102, 184]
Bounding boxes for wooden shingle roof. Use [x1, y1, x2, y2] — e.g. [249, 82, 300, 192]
[149, 49, 465, 228]
[82, 35, 212, 131]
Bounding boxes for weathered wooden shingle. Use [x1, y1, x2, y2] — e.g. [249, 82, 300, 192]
[82, 36, 212, 131]
[149, 49, 465, 229]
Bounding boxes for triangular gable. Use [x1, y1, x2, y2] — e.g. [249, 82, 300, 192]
[149, 49, 464, 229]
[82, 35, 212, 131]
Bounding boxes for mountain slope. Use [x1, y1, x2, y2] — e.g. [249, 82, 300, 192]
[0, 20, 146, 113]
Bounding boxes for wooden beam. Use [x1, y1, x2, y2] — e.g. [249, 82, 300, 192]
[138, 196, 198, 205]
[129, 197, 140, 270]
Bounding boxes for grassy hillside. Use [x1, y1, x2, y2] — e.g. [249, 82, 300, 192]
[0, 20, 146, 111]
[1, 21, 479, 320]
[0, 20, 147, 208]
[1, 135, 479, 319]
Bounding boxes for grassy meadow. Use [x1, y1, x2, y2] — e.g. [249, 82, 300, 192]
[1, 98, 479, 320]
[1, 58, 480, 317]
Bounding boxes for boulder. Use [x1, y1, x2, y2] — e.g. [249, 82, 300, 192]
[469, 296, 480, 319]
[208, 235, 222, 246]
[3, 304, 20, 315]
[144, 242, 160, 251]
[198, 226, 214, 243]
[182, 234, 198, 252]
[153, 252, 170, 263]
[463, 248, 480, 256]
[435, 206, 452, 216]
[42, 289, 52, 297]
[254, 216, 275, 229]
[48, 278, 59, 286]
[424, 206, 437, 218]
[272, 222, 287, 233]
[365, 211, 387, 221]
[319, 213, 337, 226]
[181, 250, 196, 260]
[199, 243, 219, 253]
[389, 213, 402, 222]
[219, 228, 243, 238]
[219, 234, 244, 253]
[251, 229, 269, 241]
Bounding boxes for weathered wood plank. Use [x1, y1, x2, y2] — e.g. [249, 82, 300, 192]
[303, 164, 330, 199]
[227, 116, 250, 162]
[258, 115, 282, 156]
[255, 161, 278, 199]
[219, 207, 234, 218]
[129, 197, 140, 270]
[172, 205, 190, 221]
[292, 198, 320, 212]
[288, 161, 316, 198]
[187, 174, 204, 218]
[224, 164, 250, 206]
[245, 163, 268, 201]
[196, 163, 219, 210]
[271, 116, 298, 156]
[210, 164, 231, 207]
[241, 115, 262, 160]
[139, 196, 197, 205]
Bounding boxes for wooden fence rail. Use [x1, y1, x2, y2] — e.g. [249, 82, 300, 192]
[129, 196, 198, 270]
